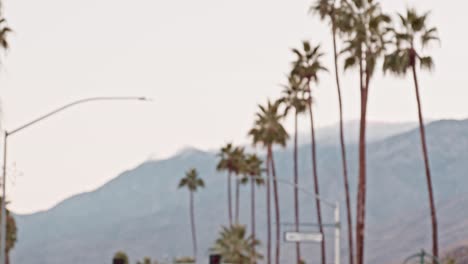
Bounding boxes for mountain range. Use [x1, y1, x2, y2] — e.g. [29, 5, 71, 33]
[10, 119, 468, 264]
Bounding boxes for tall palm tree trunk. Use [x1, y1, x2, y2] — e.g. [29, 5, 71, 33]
[356, 91, 367, 264]
[307, 92, 326, 264]
[293, 111, 301, 264]
[332, 13, 354, 264]
[269, 147, 281, 264]
[356, 59, 369, 264]
[190, 191, 197, 259]
[412, 61, 438, 258]
[236, 178, 240, 224]
[251, 179, 256, 264]
[228, 172, 233, 226]
[266, 153, 272, 264]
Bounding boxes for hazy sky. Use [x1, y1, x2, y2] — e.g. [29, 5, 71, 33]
[1, 0, 467, 213]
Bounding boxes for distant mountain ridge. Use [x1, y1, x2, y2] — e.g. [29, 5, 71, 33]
[314, 120, 418, 145]
[11, 119, 468, 264]
[204, 121, 417, 157]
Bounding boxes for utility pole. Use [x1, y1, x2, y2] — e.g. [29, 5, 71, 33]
[0, 132, 7, 264]
[260, 176, 341, 264]
[0, 96, 149, 264]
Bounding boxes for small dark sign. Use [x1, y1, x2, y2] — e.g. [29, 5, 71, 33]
[209, 254, 222, 264]
[113, 259, 125, 264]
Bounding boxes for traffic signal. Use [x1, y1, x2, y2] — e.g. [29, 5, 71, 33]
[209, 254, 222, 264]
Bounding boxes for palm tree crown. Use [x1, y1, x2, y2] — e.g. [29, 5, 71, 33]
[211, 225, 263, 263]
[231, 146, 247, 176]
[178, 168, 205, 192]
[311, 0, 334, 20]
[113, 251, 129, 264]
[217, 144, 245, 176]
[244, 154, 264, 185]
[281, 74, 308, 116]
[383, 8, 439, 75]
[340, 0, 391, 77]
[311, 0, 351, 31]
[292, 41, 328, 85]
[249, 100, 289, 148]
[217, 143, 236, 173]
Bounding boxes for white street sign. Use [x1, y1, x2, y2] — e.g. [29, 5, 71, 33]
[285, 231, 323, 243]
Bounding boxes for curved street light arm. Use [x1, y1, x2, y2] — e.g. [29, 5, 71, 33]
[403, 253, 422, 264]
[273, 176, 337, 208]
[7, 96, 148, 136]
[0, 96, 149, 264]
[403, 250, 441, 264]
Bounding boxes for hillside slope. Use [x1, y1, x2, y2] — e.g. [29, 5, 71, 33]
[11, 119, 468, 263]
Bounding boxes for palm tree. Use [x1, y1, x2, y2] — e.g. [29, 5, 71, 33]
[211, 224, 263, 264]
[291, 41, 328, 264]
[244, 154, 265, 263]
[217, 143, 236, 226]
[4, 214, 15, 264]
[113, 251, 129, 264]
[339, 1, 391, 263]
[232, 146, 247, 225]
[383, 8, 439, 258]
[311, 1, 354, 263]
[0, 18, 11, 52]
[0, 199, 16, 264]
[280, 74, 307, 264]
[136, 257, 153, 264]
[249, 100, 289, 264]
[178, 168, 205, 260]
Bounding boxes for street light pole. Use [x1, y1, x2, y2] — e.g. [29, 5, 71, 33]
[403, 250, 441, 264]
[0, 96, 149, 264]
[254, 176, 341, 264]
[0, 131, 7, 264]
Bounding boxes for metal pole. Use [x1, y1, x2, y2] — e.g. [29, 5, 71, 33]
[335, 202, 341, 264]
[268, 177, 336, 208]
[0, 132, 8, 264]
[8, 97, 148, 136]
[253, 176, 340, 264]
[0, 96, 149, 264]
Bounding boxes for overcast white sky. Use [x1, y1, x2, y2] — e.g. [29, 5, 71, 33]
[1, 0, 466, 213]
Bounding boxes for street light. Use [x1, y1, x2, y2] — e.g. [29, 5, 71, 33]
[0, 96, 150, 264]
[254, 176, 341, 264]
[403, 249, 441, 264]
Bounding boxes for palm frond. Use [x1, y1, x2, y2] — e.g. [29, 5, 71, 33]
[398, 13, 408, 27]
[344, 56, 357, 71]
[291, 48, 303, 60]
[197, 178, 205, 188]
[303, 41, 311, 53]
[419, 56, 434, 71]
[178, 178, 188, 188]
[421, 27, 440, 48]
